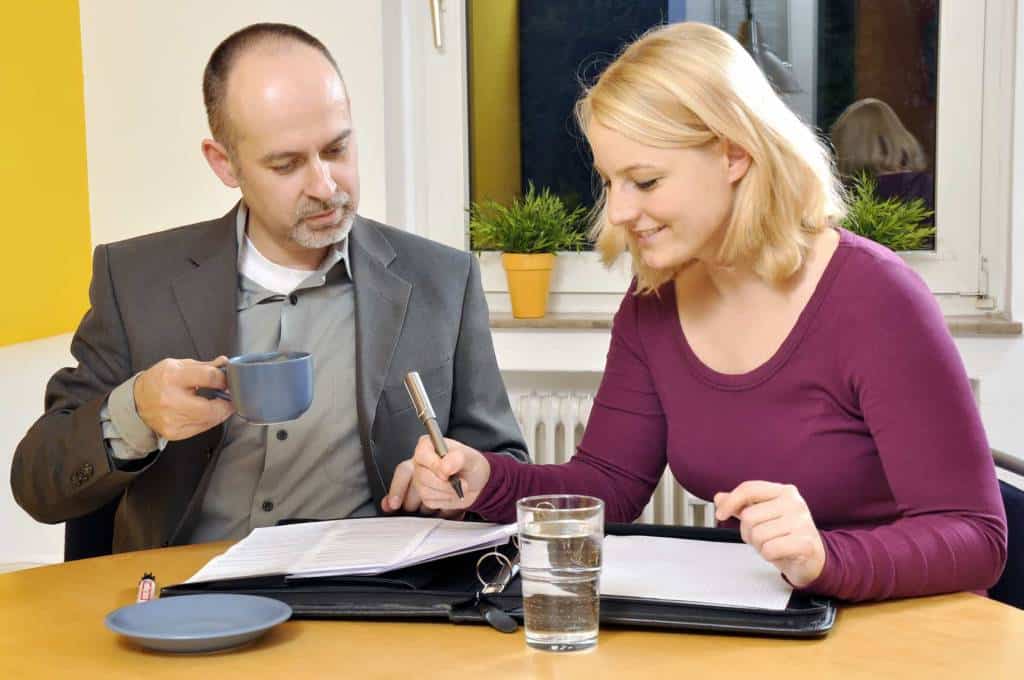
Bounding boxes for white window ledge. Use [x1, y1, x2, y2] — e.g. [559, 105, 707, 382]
[490, 312, 1022, 337]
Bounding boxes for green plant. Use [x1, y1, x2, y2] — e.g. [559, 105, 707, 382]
[469, 182, 588, 254]
[841, 172, 935, 251]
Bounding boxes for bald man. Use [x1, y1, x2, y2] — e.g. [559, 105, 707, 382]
[12, 23, 527, 555]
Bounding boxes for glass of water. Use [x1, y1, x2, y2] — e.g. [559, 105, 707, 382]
[516, 494, 604, 652]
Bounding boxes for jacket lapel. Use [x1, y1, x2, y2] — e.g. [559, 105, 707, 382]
[170, 206, 240, 361]
[349, 217, 411, 497]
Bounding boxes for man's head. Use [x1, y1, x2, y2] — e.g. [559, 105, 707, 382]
[201, 24, 359, 265]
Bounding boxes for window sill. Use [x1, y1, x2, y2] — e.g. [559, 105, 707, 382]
[490, 312, 1023, 337]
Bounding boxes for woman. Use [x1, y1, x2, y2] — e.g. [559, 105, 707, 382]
[831, 97, 935, 225]
[386, 22, 1006, 602]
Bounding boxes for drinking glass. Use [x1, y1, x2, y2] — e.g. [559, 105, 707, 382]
[516, 494, 604, 651]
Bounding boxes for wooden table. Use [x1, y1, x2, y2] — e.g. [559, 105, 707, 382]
[1, 542, 1022, 679]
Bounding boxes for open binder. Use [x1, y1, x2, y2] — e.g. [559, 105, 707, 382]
[161, 522, 837, 638]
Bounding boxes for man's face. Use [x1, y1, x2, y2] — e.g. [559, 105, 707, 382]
[222, 45, 360, 256]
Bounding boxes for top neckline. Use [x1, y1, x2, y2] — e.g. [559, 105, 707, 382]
[668, 228, 852, 391]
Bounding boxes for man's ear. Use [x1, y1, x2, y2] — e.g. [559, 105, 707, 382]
[201, 138, 240, 188]
[724, 140, 752, 184]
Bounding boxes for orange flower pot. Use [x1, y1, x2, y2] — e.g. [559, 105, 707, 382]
[501, 253, 555, 319]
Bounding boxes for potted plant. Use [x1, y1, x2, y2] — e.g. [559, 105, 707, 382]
[469, 182, 588, 318]
[842, 172, 935, 251]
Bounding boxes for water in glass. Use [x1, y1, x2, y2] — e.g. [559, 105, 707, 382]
[520, 517, 602, 651]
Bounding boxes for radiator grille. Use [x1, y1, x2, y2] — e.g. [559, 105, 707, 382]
[513, 391, 715, 527]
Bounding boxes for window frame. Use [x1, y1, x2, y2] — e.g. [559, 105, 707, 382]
[404, 0, 1015, 318]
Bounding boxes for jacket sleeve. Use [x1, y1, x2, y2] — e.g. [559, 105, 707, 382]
[444, 255, 529, 465]
[11, 245, 154, 523]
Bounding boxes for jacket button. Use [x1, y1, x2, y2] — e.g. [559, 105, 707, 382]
[262, 500, 275, 512]
[70, 463, 95, 487]
[276, 429, 288, 441]
[288, 293, 298, 305]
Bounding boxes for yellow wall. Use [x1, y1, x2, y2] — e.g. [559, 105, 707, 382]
[0, 1, 91, 347]
[468, 0, 521, 205]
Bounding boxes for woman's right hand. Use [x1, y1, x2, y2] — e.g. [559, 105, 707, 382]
[383, 435, 492, 513]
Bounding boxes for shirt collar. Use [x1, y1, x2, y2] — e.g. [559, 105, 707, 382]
[235, 201, 352, 289]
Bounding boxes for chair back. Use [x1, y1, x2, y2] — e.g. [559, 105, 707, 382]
[990, 479, 1024, 609]
[63, 498, 118, 562]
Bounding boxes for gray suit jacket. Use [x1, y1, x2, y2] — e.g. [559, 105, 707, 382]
[11, 205, 528, 552]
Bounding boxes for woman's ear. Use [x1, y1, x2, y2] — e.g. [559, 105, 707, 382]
[724, 141, 752, 184]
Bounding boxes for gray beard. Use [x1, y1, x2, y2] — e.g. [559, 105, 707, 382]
[290, 209, 356, 249]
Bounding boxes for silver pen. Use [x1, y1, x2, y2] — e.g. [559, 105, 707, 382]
[404, 371, 465, 499]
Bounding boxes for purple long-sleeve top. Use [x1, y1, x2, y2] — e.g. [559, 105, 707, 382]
[472, 229, 1007, 602]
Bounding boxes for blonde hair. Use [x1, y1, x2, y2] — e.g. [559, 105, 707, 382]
[575, 22, 846, 293]
[830, 98, 927, 177]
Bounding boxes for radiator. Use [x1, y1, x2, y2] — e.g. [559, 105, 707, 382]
[513, 391, 716, 528]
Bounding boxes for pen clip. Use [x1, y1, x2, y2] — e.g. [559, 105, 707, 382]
[403, 371, 436, 421]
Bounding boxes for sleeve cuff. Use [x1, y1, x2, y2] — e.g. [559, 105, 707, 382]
[103, 373, 167, 459]
[467, 452, 520, 523]
[794, 532, 843, 598]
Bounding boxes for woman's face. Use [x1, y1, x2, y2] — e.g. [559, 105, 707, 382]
[588, 121, 749, 271]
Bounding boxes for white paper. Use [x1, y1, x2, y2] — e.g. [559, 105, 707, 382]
[185, 520, 331, 583]
[600, 535, 793, 611]
[289, 517, 439, 577]
[185, 517, 516, 584]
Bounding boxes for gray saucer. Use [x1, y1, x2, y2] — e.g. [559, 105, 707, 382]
[105, 594, 292, 653]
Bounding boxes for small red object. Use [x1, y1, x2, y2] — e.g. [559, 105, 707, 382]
[136, 572, 157, 603]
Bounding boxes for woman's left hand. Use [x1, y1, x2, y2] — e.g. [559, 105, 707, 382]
[713, 481, 826, 588]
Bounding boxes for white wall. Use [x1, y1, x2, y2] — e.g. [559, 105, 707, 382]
[78, 0, 389, 246]
[0, 335, 73, 565]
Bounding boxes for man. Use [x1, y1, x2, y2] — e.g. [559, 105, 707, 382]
[11, 23, 527, 554]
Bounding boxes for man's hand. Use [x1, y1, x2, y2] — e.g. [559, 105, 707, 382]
[382, 436, 492, 516]
[714, 481, 826, 588]
[133, 356, 235, 441]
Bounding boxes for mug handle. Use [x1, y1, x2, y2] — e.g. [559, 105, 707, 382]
[196, 365, 232, 401]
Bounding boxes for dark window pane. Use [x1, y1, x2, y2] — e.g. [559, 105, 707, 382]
[469, 0, 940, 251]
[518, 0, 668, 221]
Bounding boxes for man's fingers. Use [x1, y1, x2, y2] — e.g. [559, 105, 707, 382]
[384, 460, 415, 512]
[401, 482, 423, 513]
[203, 396, 236, 424]
[185, 363, 228, 390]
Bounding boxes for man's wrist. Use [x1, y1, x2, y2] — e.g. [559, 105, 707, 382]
[108, 373, 161, 455]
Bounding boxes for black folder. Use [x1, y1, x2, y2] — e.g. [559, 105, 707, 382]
[161, 522, 836, 638]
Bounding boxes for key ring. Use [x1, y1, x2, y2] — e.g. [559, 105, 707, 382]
[476, 549, 514, 591]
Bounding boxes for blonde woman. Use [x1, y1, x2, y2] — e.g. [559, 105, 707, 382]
[831, 97, 934, 219]
[390, 23, 1005, 601]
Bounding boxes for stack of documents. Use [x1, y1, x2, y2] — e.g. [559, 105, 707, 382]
[186, 517, 516, 584]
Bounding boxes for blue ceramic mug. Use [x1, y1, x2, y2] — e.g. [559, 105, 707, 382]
[203, 351, 314, 424]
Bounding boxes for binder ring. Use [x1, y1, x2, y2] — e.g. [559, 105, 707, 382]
[476, 549, 514, 591]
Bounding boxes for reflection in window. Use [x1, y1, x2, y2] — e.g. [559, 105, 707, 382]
[467, 0, 939, 251]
